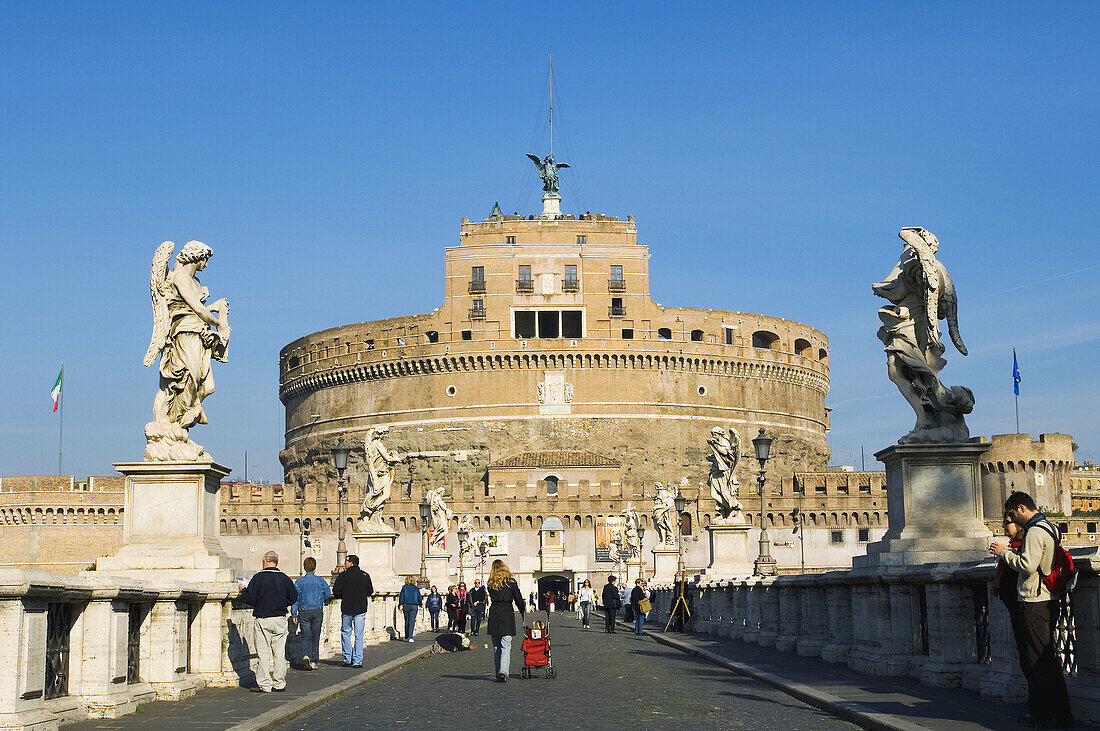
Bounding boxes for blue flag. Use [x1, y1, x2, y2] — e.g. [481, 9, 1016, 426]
[1013, 349, 1021, 396]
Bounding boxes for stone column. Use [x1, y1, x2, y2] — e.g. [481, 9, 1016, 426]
[847, 580, 882, 674]
[921, 581, 978, 687]
[757, 578, 779, 648]
[142, 597, 202, 700]
[74, 595, 156, 718]
[775, 582, 802, 652]
[1067, 564, 1100, 720]
[796, 581, 827, 657]
[352, 531, 401, 595]
[822, 579, 853, 663]
[730, 580, 749, 641]
[0, 594, 53, 731]
[980, 581, 1027, 701]
[714, 582, 734, 638]
[193, 593, 240, 687]
[743, 578, 763, 644]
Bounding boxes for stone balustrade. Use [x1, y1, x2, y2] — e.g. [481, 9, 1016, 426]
[0, 569, 413, 730]
[648, 547, 1100, 724]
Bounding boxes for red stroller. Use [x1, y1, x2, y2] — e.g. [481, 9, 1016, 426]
[520, 612, 555, 679]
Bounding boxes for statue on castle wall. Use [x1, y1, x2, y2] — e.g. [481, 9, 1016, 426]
[874, 228, 973, 444]
[427, 486, 453, 553]
[652, 482, 676, 546]
[622, 503, 641, 559]
[526, 152, 570, 196]
[707, 426, 744, 521]
[358, 427, 405, 531]
[143, 240, 230, 462]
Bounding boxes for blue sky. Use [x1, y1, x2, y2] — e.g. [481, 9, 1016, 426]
[2, 2, 1097, 483]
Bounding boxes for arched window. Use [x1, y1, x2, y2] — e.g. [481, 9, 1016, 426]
[679, 513, 692, 536]
[690, 329, 704, 342]
[545, 475, 559, 496]
[658, 327, 672, 340]
[752, 330, 780, 350]
[794, 338, 812, 357]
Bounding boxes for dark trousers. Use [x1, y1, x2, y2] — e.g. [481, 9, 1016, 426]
[603, 607, 617, 632]
[1019, 600, 1073, 722]
[403, 607, 418, 640]
[470, 605, 484, 634]
[297, 608, 323, 662]
[429, 609, 440, 630]
[458, 609, 468, 633]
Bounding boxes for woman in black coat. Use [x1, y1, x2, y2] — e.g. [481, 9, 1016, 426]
[444, 586, 460, 631]
[486, 559, 526, 682]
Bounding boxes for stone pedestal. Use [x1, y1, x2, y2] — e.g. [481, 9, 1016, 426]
[424, 553, 451, 588]
[625, 559, 642, 586]
[701, 521, 753, 579]
[651, 545, 679, 584]
[95, 461, 241, 582]
[854, 442, 993, 568]
[352, 531, 400, 593]
[541, 193, 561, 217]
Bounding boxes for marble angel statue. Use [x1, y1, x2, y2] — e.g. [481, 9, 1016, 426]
[427, 486, 453, 553]
[358, 427, 404, 530]
[622, 503, 642, 559]
[707, 426, 744, 521]
[142, 240, 230, 461]
[651, 482, 676, 546]
[873, 227, 974, 443]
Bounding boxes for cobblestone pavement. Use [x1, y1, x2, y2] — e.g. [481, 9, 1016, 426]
[279, 614, 856, 730]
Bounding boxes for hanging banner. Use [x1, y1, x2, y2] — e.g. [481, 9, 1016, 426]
[594, 516, 629, 562]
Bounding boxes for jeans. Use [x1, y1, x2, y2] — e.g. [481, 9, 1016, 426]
[491, 634, 513, 676]
[297, 608, 323, 662]
[604, 607, 617, 632]
[470, 605, 484, 634]
[341, 612, 366, 665]
[580, 601, 591, 627]
[254, 615, 289, 691]
[429, 609, 441, 630]
[634, 609, 646, 634]
[403, 607, 418, 640]
[1020, 601, 1073, 722]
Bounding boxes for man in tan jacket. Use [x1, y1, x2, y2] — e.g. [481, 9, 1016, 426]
[991, 491, 1073, 728]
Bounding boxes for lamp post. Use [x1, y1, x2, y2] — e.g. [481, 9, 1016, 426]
[637, 524, 646, 580]
[674, 491, 688, 578]
[331, 437, 350, 575]
[457, 526, 469, 587]
[418, 497, 431, 589]
[752, 428, 776, 576]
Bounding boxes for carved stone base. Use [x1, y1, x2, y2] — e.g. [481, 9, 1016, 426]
[424, 553, 451, 588]
[650, 546, 679, 584]
[541, 193, 561, 217]
[352, 531, 400, 592]
[701, 522, 753, 579]
[95, 461, 241, 582]
[854, 442, 993, 568]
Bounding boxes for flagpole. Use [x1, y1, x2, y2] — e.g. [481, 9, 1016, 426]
[1013, 347, 1020, 434]
[58, 362, 64, 476]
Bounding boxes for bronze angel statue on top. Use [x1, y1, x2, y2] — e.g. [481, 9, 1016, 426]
[873, 227, 973, 444]
[143, 241, 230, 461]
[526, 152, 570, 196]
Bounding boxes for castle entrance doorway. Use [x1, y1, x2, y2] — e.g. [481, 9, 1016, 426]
[535, 574, 572, 613]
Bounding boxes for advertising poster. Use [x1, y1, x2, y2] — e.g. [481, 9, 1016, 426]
[594, 516, 629, 562]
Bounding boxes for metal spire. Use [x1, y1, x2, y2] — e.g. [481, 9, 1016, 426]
[548, 50, 553, 157]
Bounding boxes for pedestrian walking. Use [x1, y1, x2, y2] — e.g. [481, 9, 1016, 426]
[238, 550, 298, 693]
[467, 578, 488, 636]
[601, 575, 621, 633]
[291, 556, 331, 670]
[546, 589, 557, 613]
[486, 558, 526, 682]
[578, 579, 595, 629]
[457, 581, 469, 633]
[331, 554, 374, 668]
[425, 585, 443, 631]
[630, 579, 647, 634]
[445, 585, 460, 631]
[990, 491, 1075, 728]
[399, 575, 423, 642]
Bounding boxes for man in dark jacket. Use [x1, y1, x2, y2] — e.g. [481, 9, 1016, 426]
[238, 550, 298, 693]
[601, 575, 621, 633]
[332, 554, 374, 667]
[467, 578, 488, 636]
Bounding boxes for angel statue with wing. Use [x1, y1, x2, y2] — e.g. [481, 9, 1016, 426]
[873, 227, 974, 444]
[142, 240, 230, 461]
[707, 426, 744, 521]
[526, 152, 570, 196]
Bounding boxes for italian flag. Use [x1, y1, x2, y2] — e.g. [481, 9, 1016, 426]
[51, 367, 63, 413]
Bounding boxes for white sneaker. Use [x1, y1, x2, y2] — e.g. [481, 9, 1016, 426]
[408, 638, 415, 643]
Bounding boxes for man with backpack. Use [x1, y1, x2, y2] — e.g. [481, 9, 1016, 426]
[991, 491, 1074, 728]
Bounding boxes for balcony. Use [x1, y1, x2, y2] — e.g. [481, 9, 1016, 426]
[562, 280, 580, 293]
[608, 279, 626, 292]
[469, 308, 486, 320]
[609, 305, 626, 317]
[515, 279, 534, 293]
[468, 281, 486, 294]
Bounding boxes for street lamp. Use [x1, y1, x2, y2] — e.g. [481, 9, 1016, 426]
[674, 491, 688, 577]
[331, 437, 350, 574]
[418, 497, 431, 588]
[457, 526, 469, 586]
[752, 428, 776, 576]
[637, 524, 646, 579]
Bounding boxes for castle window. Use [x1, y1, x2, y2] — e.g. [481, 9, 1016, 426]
[545, 475, 559, 497]
[1087, 522, 1096, 533]
[831, 530, 844, 544]
[609, 265, 623, 282]
[679, 513, 692, 536]
[562, 310, 583, 338]
[725, 328, 734, 345]
[366, 339, 375, 350]
[506, 236, 516, 245]
[819, 348, 829, 364]
[576, 235, 586, 245]
[461, 330, 472, 341]
[608, 265, 625, 292]
[690, 329, 704, 342]
[518, 265, 532, 282]
[538, 310, 560, 339]
[471, 266, 484, 283]
[858, 528, 870, 543]
[621, 328, 634, 339]
[795, 338, 812, 357]
[658, 328, 672, 340]
[609, 297, 625, 317]
[514, 311, 536, 339]
[426, 331, 439, 343]
[752, 330, 780, 350]
[562, 264, 578, 292]
[289, 356, 300, 369]
[517, 265, 533, 293]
